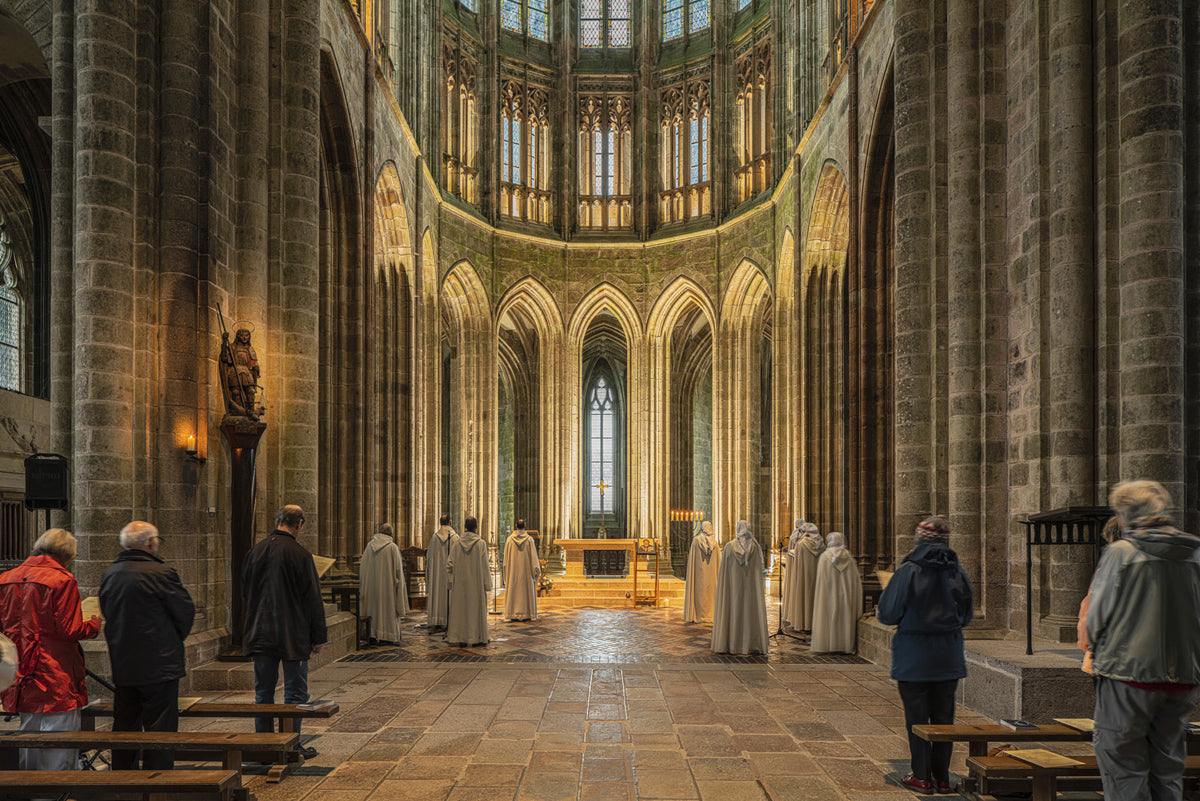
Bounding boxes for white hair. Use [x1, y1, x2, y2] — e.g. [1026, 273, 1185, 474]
[119, 520, 159, 550]
[1109, 480, 1174, 530]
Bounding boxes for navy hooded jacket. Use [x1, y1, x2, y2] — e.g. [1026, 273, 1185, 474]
[876, 542, 974, 682]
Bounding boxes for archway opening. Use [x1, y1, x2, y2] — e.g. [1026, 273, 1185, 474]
[581, 312, 627, 539]
[668, 306, 713, 577]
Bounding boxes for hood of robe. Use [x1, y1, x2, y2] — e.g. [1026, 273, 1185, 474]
[702, 521, 714, 537]
[509, 531, 531, 547]
[695, 529, 716, 557]
[731, 520, 757, 562]
[433, 525, 456, 544]
[825, 532, 853, 571]
[368, 531, 394, 553]
[799, 522, 824, 555]
[459, 530, 483, 553]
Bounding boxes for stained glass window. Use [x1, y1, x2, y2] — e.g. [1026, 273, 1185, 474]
[503, 0, 550, 40]
[461, 0, 476, 11]
[529, 0, 548, 40]
[664, 0, 708, 40]
[580, 0, 631, 47]
[737, 0, 749, 9]
[501, 0, 522, 32]
[589, 377, 615, 513]
[0, 261, 18, 393]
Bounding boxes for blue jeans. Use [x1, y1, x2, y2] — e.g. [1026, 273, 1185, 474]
[252, 656, 309, 733]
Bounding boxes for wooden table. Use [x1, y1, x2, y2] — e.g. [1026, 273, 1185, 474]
[0, 730, 298, 771]
[0, 769, 242, 800]
[912, 723, 1089, 757]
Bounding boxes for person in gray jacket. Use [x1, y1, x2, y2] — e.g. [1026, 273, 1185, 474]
[1086, 480, 1200, 801]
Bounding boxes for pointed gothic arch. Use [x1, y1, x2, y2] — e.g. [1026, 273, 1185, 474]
[495, 277, 566, 540]
[441, 260, 497, 534]
[772, 229, 800, 539]
[800, 163, 849, 541]
[715, 259, 772, 548]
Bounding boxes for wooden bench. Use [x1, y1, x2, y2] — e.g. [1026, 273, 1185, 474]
[966, 753, 1200, 801]
[82, 701, 338, 780]
[0, 768, 241, 800]
[913, 723, 1089, 757]
[83, 699, 339, 733]
[0, 729, 298, 771]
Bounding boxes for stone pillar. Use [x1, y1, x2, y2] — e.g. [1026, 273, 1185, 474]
[1117, 0, 1185, 499]
[890, 0, 935, 558]
[275, 0, 322, 549]
[946, 0, 982, 588]
[1046, 0, 1095, 625]
[69, 0, 138, 592]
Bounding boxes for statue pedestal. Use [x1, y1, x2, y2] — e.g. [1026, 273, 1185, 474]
[218, 415, 267, 661]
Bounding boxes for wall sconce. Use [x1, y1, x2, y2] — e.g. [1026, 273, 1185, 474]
[186, 434, 206, 464]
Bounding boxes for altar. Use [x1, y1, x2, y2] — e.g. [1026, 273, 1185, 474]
[554, 538, 637, 577]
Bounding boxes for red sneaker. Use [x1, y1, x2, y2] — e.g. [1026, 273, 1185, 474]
[900, 774, 933, 794]
[935, 780, 953, 794]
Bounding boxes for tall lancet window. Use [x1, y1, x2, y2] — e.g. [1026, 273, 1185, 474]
[578, 91, 633, 229]
[0, 219, 18, 393]
[659, 74, 710, 222]
[580, 0, 631, 48]
[589, 376, 615, 513]
[734, 35, 772, 203]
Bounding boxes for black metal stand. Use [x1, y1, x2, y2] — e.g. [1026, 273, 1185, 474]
[769, 546, 804, 641]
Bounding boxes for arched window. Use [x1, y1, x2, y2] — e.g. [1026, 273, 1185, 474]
[578, 91, 633, 229]
[0, 218, 21, 393]
[501, 0, 549, 41]
[659, 75, 710, 222]
[580, 0, 631, 48]
[663, 0, 709, 41]
[588, 376, 615, 513]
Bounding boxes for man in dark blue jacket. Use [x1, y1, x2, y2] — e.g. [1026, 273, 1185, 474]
[242, 505, 327, 758]
[877, 516, 973, 794]
[100, 521, 195, 770]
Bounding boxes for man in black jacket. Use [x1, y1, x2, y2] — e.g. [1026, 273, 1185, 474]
[99, 520, 195, 770]
[243, 505, 327, 758]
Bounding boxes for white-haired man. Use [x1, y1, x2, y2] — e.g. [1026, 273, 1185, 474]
[1087, 480, 1200, 800]
[99, 520, 195, 770]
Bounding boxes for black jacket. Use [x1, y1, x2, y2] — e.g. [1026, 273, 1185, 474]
[99, 549, 195, 687]
[242, 530, 327, 660]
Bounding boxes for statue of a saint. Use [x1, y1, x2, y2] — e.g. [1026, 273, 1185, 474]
[220, 327, 261, 419]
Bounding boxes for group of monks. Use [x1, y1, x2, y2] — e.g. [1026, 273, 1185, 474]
[682, 518, 863, 656]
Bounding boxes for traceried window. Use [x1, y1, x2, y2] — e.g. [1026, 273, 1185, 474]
[734, 36, 772, 203]
[501, 0, 549, 40]
[442, 35, 479, 205]
[578, 92, 633, 229]
[0, 218, 20, 393]
[736, 0, 750, 9]
[663, 0, 709, 41]
[580, 0, 631, 48]
[501, 79, 551, 223]
[588, 377, 615, 513]
[659, 75, 710, 222]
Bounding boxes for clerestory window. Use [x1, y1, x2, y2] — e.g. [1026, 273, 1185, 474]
[663, 0, 710, 41]
[578, 92, 633, 229]
[0, 218, 20, 393]
[580, 0, 631, 48]
[659, 76, 711, 222]
[501, 0, 549, 41]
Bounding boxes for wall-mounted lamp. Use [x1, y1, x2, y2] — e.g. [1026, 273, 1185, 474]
[186, 434, 206, 464]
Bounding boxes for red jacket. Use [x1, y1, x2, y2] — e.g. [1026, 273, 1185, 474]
[0, 555, 101, 713]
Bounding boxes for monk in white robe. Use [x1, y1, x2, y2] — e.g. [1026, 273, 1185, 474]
[359, 523, 408, 643]
[445, 516, 492, 646]
[786, 522, 824, 631]
[711, 520, 769, 654]
[780, 519, 804, 627]
[503, 522, 540, 621]
[683, 521, 720, 623]
[810, 532, 863, 653]
[425, 516, 458, 631]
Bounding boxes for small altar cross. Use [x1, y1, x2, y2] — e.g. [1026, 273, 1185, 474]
[595, 479, 610, 538]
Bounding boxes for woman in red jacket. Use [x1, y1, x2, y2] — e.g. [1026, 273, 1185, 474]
[0, 528, 102, 770]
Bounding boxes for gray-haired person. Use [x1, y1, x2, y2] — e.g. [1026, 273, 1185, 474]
[1086, 480, 1200, 801]
[100, 521, 195, 770]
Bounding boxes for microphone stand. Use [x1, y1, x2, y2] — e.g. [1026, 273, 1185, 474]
[769, 544, 804, 641]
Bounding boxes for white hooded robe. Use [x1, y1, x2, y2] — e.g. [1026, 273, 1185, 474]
[710, 521, 769, 655]
[502, 530, 540, 621]
[683, 522, 720, 623]
[786, 522, 824, 631]
[425, 525, 458, 628]
[445, 530, 492, 646]
[359, 531, 408, 642]
[810, 532, 862, 653]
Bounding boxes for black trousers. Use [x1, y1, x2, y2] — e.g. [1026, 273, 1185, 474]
[112, 679, 181, 770]
[897, 679, 958, 782]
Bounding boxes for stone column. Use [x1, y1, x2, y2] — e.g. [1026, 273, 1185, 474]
[890, 0, 935, 558]
[70, 0, 138, 592]
[275, 0, 321, 549]
[1117, 0, 1185, 499]
[1046, 0, 1095, 626]
[946, 0, 982, 587]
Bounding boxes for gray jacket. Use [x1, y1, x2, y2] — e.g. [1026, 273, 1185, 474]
[1086, 527, 1200, 684]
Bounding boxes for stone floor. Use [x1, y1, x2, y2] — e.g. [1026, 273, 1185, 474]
[11, 606, 1108, 801]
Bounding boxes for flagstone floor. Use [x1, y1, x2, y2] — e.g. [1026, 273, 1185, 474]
[175, 607, 1097, 801]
